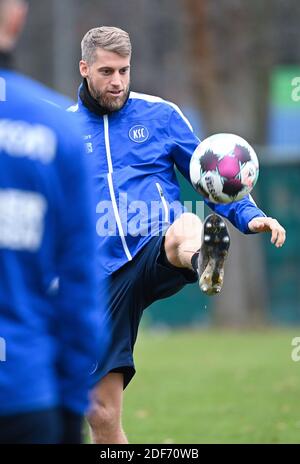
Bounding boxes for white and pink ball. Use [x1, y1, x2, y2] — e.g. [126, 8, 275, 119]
[189, 133, 259, 204]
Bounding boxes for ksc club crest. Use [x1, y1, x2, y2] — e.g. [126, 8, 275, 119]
[129, 125, 149, 143]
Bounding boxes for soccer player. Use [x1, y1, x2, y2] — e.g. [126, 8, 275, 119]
[70, 26, 286, 443]
[0, 0, 106, 443]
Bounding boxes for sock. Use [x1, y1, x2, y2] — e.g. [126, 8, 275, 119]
[191, 249, 200, 273]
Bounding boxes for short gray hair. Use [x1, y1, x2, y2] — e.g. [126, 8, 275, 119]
[81, 26, 132, 64]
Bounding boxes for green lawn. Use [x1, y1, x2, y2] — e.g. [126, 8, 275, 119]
[122, 328, 300, 444]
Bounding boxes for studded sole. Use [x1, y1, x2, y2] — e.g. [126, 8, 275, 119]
[198, 214, 230, 295]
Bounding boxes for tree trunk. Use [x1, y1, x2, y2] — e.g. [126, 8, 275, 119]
[184, 0, 272, 326]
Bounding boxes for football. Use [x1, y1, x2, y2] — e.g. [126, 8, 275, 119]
[189, 133, 259, 204]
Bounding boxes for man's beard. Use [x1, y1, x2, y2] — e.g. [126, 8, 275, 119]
[89, 81, 130, 112]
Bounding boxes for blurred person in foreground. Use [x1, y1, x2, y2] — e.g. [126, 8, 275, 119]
[0, 0, 105, 443]
[70, 26, 286, 443]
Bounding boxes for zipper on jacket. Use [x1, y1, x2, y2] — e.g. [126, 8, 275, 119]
[156, 182, 169, 224]
[103, 115, 132, 262]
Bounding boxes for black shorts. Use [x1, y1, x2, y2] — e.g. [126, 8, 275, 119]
[92, 235, 197, 388]
[0, 408, 82, 444]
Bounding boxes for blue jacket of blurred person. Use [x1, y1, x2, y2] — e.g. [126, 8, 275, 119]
[0, 0, 108, 444]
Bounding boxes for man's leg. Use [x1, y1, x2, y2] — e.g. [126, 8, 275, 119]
[86, 256, 150, 445]
[164, 212, 203, 269]
[164, 212, 230, 295]
[87, 372, 128, 444]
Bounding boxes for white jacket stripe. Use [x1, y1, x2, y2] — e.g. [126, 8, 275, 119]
[129, 91, 193, 132]
[103, 115, 132, 261]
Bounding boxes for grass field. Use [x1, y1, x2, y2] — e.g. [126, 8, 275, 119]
[121, 328, 300, 444]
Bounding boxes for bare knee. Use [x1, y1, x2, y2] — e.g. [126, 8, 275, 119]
[87, 399, 120, 434]
[166, 213, 202, 244]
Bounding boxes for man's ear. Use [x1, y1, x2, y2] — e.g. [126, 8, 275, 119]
[79, 60, 89, 78]
[7, 0, 28, 40]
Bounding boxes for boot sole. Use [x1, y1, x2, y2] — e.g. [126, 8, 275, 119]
[199, 214, 230, 295]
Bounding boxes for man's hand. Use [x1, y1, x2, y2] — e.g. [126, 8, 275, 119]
[248, 217, 286, 248]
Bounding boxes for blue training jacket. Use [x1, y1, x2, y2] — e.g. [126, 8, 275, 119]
[70, 88, 266, 276]
[0, 69, 105, 415]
